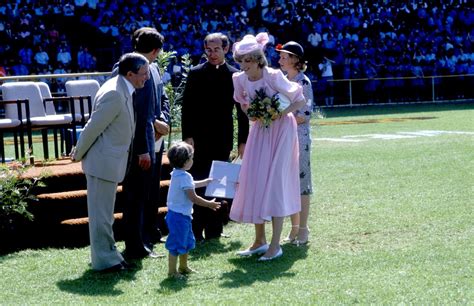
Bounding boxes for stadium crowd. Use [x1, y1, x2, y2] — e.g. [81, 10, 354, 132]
[0, 0, 472, 102]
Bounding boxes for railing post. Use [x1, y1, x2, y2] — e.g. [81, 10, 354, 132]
[349, 80, 353, 107]
[431, 77, 435, 102]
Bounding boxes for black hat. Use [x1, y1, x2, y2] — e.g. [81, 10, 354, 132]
[276, 41, 304, 58]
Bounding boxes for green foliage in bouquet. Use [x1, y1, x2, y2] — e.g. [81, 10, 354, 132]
[247, 88, 281, 128]
[0, 164, 45, 231]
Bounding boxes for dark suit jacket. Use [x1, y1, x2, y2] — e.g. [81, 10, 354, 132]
[112, 62, 170, 161]
[181, 61, 249, 177]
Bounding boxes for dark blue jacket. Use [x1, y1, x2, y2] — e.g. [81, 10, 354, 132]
[112, 62, 170, 161]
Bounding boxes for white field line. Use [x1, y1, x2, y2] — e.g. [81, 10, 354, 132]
[315, 130, 474, 142]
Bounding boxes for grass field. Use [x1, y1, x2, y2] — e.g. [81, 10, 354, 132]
[0, 103, 473, 304]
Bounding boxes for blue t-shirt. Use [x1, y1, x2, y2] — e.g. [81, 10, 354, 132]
[166, 168, 194, 216]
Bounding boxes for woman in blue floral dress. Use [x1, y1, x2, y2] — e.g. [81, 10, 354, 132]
[277, 41, 313, 245]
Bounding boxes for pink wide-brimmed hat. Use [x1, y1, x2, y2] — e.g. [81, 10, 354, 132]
[233, 32, 269, 56]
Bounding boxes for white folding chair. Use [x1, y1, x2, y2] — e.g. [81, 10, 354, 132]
[36, 82, 56, 116]
[0, 98, 32, 163]
[2, 82, 74, 160]
[37, 81, 83, 155]
[65, 79, 100, 126]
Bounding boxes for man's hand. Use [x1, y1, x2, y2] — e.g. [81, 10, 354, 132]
[154, 120, 170, 136]
[138, 153, 151, 170]
[69, 146, 78, 162]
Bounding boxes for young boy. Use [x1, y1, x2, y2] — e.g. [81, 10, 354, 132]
[165, 142, 221, 278]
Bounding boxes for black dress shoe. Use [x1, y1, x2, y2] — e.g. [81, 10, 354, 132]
[204, 232, 223, 240]
[123, 248, 164, 260]
[120, 260, 136, 269]
[122, 248, 150, 260]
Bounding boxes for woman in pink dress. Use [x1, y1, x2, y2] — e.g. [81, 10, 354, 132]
[230, 33, 306, 261]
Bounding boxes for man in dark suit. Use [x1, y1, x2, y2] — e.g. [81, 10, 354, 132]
[117, 27, 170, 259]
[181, 32, 249, 241]
[71, 53, 149, 272]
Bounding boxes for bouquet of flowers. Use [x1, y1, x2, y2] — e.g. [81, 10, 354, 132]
[247, 88, 289, 128]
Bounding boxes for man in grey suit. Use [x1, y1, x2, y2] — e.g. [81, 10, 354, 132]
[71, 53, 150, 272]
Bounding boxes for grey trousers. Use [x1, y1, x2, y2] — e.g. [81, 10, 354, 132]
[86, 174, 124, 270]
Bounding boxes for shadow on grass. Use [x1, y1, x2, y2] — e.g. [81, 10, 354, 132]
[156, 238, 244, 293]
[56, 261, 142, 296]
[220, 244, 308, 288]
[190, 238, 243, 260]
[157, 275, 189, 293]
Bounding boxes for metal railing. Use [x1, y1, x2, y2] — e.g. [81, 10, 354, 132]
[316, 73, 474, 107]
[0, 72, 111, 82]
[1, 72, 473, 106]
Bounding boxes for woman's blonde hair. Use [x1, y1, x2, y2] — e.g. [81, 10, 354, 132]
[233, 49, 268, 68]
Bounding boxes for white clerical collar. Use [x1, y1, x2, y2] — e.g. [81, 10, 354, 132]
[212, 61, 226, 69]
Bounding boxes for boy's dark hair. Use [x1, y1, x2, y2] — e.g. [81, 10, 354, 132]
[133, 27, 164, 53]
[167, 142, 193, 169]
[118, 52, 148, 76]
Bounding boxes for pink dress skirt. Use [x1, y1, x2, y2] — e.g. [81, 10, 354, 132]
[229, 67, 303, 224]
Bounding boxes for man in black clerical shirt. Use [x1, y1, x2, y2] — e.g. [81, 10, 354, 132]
[181, 33, 249, 241]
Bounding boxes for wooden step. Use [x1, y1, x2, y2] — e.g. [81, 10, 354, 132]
[5, 155, 173, 251]
[37, 186, 122, 201]
[21, 159, 86, 194]
[60, 207, 169, 226]
[32, 180, 169, 222]
[30, 186, 124, 222]
[35, 180, 169, 202]
[21, 156, 172, 194]
[22, 156, 171, 180]
[21, 158, 83, 179]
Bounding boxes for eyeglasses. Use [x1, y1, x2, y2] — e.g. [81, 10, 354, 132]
[205, 48, 223, 55]
[134, 69, 150, 77]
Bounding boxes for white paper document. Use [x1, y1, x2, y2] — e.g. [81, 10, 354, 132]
[205, 160, 241, 199]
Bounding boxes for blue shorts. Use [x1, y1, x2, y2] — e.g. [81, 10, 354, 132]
[165, 210, 195, 256]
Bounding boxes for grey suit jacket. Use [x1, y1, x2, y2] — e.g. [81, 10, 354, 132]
[73, 75, 135, 183]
